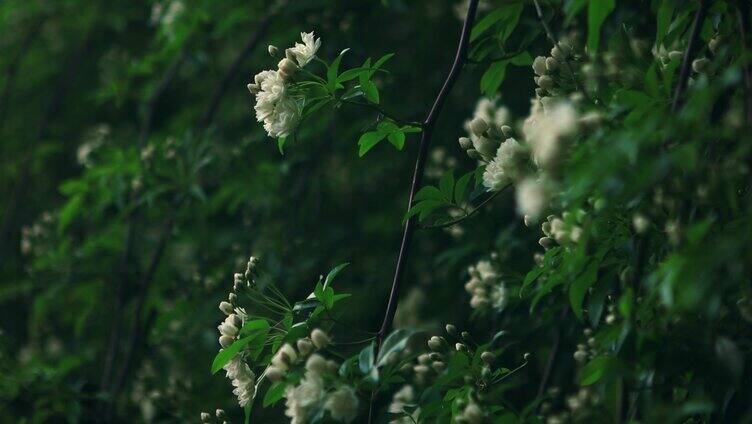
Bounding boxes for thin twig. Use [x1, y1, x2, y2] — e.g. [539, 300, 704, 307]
[532, 0, 581, 92]
[420, 184, 509, 230]
[671, 0, 709, 113]
[339, 98, 421, 127]
[536, 307, 568, 399]
[367, 1, 480, 421]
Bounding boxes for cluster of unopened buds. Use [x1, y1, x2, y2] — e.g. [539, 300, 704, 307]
[459, 115, 515, 162]
[199, 409, 227, 424]
[266, 328, 332, 382]
[532, 41, 575, 97]
[573, 328, 597, 363]
[464, 257, 507, 312]
[535, 211, 585, 249]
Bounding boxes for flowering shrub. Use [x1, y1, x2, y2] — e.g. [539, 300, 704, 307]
[2, 0, 752, 423]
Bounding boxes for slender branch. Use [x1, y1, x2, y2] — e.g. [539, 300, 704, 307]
[367, 2, 480, 421]
[536, 307, 568, 399]
[419, 184, 509, 230]
[671, 0, 709, 113]
[339, 98, 421, 127]
[375, 0, 480, 349]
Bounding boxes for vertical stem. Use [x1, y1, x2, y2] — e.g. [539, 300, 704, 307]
[375, 0, 480, 349]
[671, 0, 708, 113]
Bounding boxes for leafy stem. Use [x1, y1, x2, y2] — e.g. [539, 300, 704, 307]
[338, 97, 422, 127]
[419, 184, 510, 230]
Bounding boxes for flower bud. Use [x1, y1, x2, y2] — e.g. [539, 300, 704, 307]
[297, 338, 314, 356]
[427, 336, 446, 351]
[481, 351, 495, 365]
[458, 136, 473, 150]
[266, 365, 284, 382]
[201, 412, 211, 422]
[305, 353, 329, 375]
[228, 293, 237, 303]
[466, 149, 481, 160]
[278, 58, 298, 78]
[218, 322, 238, 337]
[216, 409, 226, 418]
[537, 75, 554, 90]
[429, 352, 443, 361]
[285, 48, 296, 61]
[268, 45, 279, 56]
[532, 56, 548, 76]
[668, 50, 684, 61]
[469, 117, 489, 136]
[418, 353, 431, 365]
[219, 335, 234, 348]
[461, 331, 471, 341]
[474, 136, 497, 158]
[219, 301, 233, 315]
[708, 35, 721, 54]
[692, 57, 710, 74]
[545, 57, 559, 72]
[573, 350, 587, 362]
[247, 83, 260, 94]
[538, 236, 554, 249]
[445, 324, 457, 336]
[431, 361, 446, 372]
[523, 352, 531, 360]
[500, 125, 513, 137]
[455, 343, 467, 352]
[311, 328, 330, 349]
[413, 364, 430, 375]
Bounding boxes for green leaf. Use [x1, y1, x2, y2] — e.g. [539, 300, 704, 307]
[327, 49, 349, 92]
[656, 1, 675, 45]
[372, 53, 394, 71]
[587, 0, 616, 53]
[324, 263, 349, 288]
[569, 260, 599, 320]
[377, 329, 416, 366]
[358, 131, 386, 157]
[362, 81, 379, 103]
[644, 61, 660, 98]
[277, 136, 287, 155]
[438, 171, 455, 201]
[58, 195, 83, 234]
[414, 186, 444, 202]
[471, 8, 508, 41]
[498, 4, 524, 43]
[211, 335, 255, 374]
[564, 0, 588, 24]
[510, 51, 534, 66]
[580, 355, 616, 385]
[263, 382, 287, 407]
[387, 132, 405, 150]
[454, 172, 473, 203]
[480, 60, 509, 95]
[358, 342, 375, 374]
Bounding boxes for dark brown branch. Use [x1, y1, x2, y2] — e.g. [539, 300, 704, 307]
[536, 307, 568, 399]
[671, 0, 709, 113]
[368, 2, 480, 421]
[419, 184, 509, 230]
[198, 12, 274, 130]
[375, 0, 480, 349]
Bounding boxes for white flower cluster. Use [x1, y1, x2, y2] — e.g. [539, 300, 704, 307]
[456, 402, 484, 424]
[464, 259, 507, 312]
[531, 41, 573, 97]
[199, 409, 228, 424]
[215, 256, 259, 407]
[522, 97, 578, 170]
[248, 32, 321, 138]
[482, 137, 526, 190]
[537, 211, 585, 249]
[76, 124, 110, 167]
[388, 385, 419, 424]
[271, 329, 359, 423]
[458, 97, 513, 162]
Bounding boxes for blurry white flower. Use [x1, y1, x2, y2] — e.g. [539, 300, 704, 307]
[522, 99, 578, 169]
[289, 31, 321, 67]
[388, 385, 419, 424]
[311, 328, 330, 349]
[284, 373, 325, 424]
[324, 385, 359, 423]
[515, 177, 549, 220]
[482, 154, 509, 191]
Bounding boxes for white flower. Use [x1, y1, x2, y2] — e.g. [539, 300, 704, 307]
[522, 99, 578, 169]
[305, 353, 329, 376]
[324, 385, 359, 423]
[388, 385, 419, 424]
[223, 357, 256, 407]
[289, 31, 321, 67]
[482, 156, 509, 191]
[284, 374, 325, 424]
[515, 177, 549, 220]
[251, 70, 301, 138]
